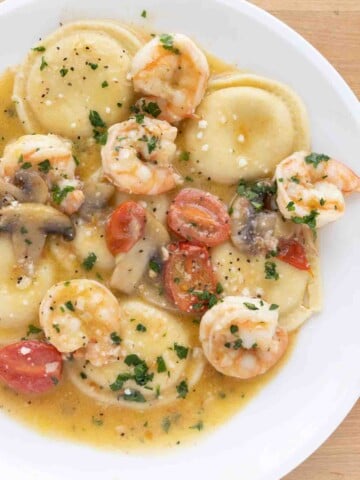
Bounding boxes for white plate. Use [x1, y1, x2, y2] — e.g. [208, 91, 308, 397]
[0, 0, 359, 479]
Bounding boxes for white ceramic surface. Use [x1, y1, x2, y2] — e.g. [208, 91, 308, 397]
[0, 1, 359, 479]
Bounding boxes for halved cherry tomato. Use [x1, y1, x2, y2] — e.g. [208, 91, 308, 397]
[106, 201, 146, 255]
[0, 340, 62, 394]
[167, 188, 230, 247]
[164, 242, 217, 313]
[277, 238, 310, 271]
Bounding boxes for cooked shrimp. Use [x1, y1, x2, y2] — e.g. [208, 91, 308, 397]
[101, 117, 181, 195]
[0, 134, 84, 215]
[276, 151, 360, 228]
[199, 296, 288, 379]
[131, 33, 209, 123]
[39, 279, 121, 367]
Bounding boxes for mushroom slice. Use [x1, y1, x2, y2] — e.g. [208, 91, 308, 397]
[0, 203, 74, 274]
[110, 212, 170, 294]
[0, 171, 48, 205]
[78, 181, 115, 221]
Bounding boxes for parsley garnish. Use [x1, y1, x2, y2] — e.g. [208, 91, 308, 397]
[32, 45, 46, 52]
[319, 198, 326, 206]
[190, 289, 219, 310]
[122, 389, 146, 403]
[230, 324, 239, 334]
[237, 180, 277, 211]
[189, 421, 204, 431]
[88, 62, 98, 70]
[38, 159, 51, 173]
[135, 113, 145, 124]
[141, 9, 147, 18]
[147, 136, 158, 153]
[92, 416, 104, 426]
[264, 261, 279, 280]
[173, 343, 189, 360]
[162, 417, 171, 433]
[176, 380, 188, 399]
[159, 34, 180, 54]
[305, 152, 330, 168]
[110, 332, 122, 345]
[185, 176, 193, 182]
[40, 56, 48, 71]
[156, 356, 167, 373]
[60, 68, 68, 77]
[149, 259, 161, 273]
[292, 210, 319, 231]
[21, 162, 32, 170]
[109, 373, 132, 391]
[243, 302, 259, 310]
[290, 176, 300, 184]
[27, 324, 42, 336]
[89, 110, 106, 128]
[20, 226, 28, 234]
[101, 80, 109, 88]
[286, 201, 295, 211]
[82, 252, 97, 271]
[136, 323, 147, 332]
[216, 282, 224, 295]
[179, 151, 190, 162]
[51, 185, 75, 204]
[53, 323, 60, 333]
[269, 304, 279, 310]
[141, 100, 161, 118]
[65, 300, 75, 312]
[93, 129, 108, 145]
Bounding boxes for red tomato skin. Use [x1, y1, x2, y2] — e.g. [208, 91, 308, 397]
[0, 341, 62, 394]
[277, 238, 310, 271]
[106, 201, 146, 255]
[167, 188, 230, 247]
[164, 242, 217, 313]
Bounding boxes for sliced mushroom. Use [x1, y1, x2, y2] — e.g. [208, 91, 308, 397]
[0, 203, 74, 275]
[0, 171, 48, 205]
[230, 196, 281, 254]
[78, 181, 115, 221]
[110, 211, 170, 294]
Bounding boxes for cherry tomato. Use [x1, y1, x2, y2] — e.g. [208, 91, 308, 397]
[167, 188, 230, 247]
[164, 242, 217, 313]
[277, 238, 310, 271]
[0, 340, 62, 394]
[106, 201, 146, 255]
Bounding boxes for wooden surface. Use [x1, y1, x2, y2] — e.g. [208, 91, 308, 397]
[248, 4, 360, 479]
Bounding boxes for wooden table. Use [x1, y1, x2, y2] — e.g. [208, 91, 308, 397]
[249, 2, 360, 478]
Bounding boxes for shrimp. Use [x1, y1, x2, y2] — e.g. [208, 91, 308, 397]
[276, 151, 360, 228]
[39, 279, 121, 367]
[131, 33, 209, 123]
[199, 296, 288, 379]
[0, 134, 84, 215]
[101, 117, 181, 195]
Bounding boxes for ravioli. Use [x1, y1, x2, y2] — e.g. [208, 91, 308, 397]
[13, 21, 145, 139]
[182, 73, 310, 184]
[68, 299, 205, 409]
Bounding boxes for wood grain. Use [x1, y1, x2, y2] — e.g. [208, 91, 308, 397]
[247, 5, 360, 478]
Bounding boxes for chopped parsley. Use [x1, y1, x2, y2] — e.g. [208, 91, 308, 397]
[189, 421, 204, 431]
[27, 324, 42, 336]
[141, 9, 147, 18]
[92, 416, 104, 426]
[264, 261, 279, 280]
[122, 389, 146, 403]
[101, 80, 109, 88]
[290, 176, 300, 184]
[292, 209, 319, 231]
[147, 136, 158, 153]
[228, 205, 234, 215]
[162, 416, 171, 433]
[89, 110, 106, 128]
[88, 62, 98, 70]
[109, 373, 132, 391]
[305, 152, 330, 168]
[216, 282, 224, 295]
[224, 338, 243, 350]
[21, 162, 32, 170]
[230, 324, 239, 334]
[32, 45, 46, 52]
[269, 304, 279, 310]
[190, 289, 219, 310]
[286, 201, 295, 211]
[64, 300, 75, 312]
[173, 343, 189, 360]
[135, 113, 145, 124]
[38, 159, 51, 173]
[141, 100, 161, 118]
[320, 198, 326, 206]
[237, 180, 276, 211]
[179, 151, 190, 162]
[93, 129, 108, 145]
[60, 68, 68, 77]
[82, 252, 97, 271]
[243, 302, 259, 310]
[124, 355, 154, 386]
[185, 176, 193, 182]
[159, 34, 180, 54]
[136, 323, 147, 332]
[156, 356, 167, 373]
[110, 332, 122, 345]
[176, 380, 189, 399]
[149, 258, 161, 273]
[40, 56, 48, 71]
[80, 371, 87, 379]
[53, 323, 60, 333]
[20, 226, 28, 234]
[51, 185, 75, 204]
